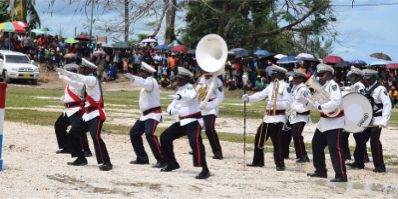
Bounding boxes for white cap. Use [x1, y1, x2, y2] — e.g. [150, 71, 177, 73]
[141, 61, 156, 73]
[292, 68, 307, 79]
[316, 63, 334, 74]
[176, 67, 194, 78]
[271, 64, 288, 74]
[81, 58, 97, 69]
[349, 65, 363, 76]
[362, 69, 378, 79]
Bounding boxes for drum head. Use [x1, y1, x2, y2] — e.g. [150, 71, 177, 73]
[342, 93, 373, 133]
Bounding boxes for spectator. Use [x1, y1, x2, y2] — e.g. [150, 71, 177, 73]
[389, 86, 398, 108]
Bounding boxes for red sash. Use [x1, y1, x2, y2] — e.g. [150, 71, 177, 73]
[85, 94, 106, 121]
[66, 85, 85, 114]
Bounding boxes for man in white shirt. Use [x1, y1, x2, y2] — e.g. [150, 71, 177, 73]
[348, 69, 392, 172]
[306, 63, 348, 182]
[125, 62, 165, 168]
[57, 58, 112, 171]
[160, 67, 210, 179]
[242, 65, 292, 171]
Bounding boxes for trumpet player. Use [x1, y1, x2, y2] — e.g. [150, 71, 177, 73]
[198, 72, 225, 160]
[286, 69, 310, 163]
[348, 69, 391, 172]
[306, 63, 348, 182]
[242, 65, 292, 171]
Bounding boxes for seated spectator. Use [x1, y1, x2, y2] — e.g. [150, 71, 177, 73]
[226, 77, 237, 90]
[253, 76, 266, 91]
[160, 74, 170, 88]
[389, 86, 398, 108]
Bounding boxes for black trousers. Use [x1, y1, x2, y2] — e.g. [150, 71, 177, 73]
[353, 127, 385, 169]
[312, 128, 347, 179]
[341, 130, 351, 160]
[252, 122, 284, 167]
[70, 116, 111, 164]
[160, 121, 207, 167]
[203, 114, 222, 155]
[283, 122, 308, 159]
[54, 112, 90, 152]
[130, 119, 163, 161]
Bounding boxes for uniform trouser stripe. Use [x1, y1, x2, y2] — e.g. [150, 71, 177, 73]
[277, 123, 282, 162]
[337, 129, 346, 178]
[196, 124, 202, 166]
[95, 119, 104, 163]
[150, 120, 163, 158]
[210, 116, 220, 150]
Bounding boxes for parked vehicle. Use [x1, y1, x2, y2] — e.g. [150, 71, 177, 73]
[0, 50, 40, 85]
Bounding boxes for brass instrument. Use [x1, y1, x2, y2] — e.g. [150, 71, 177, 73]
[258, 79, 279, 149]
[197, 85, 208, 101]
[305, 74, 341, 117]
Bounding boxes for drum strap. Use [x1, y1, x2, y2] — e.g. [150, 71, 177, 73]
[365, 83, 383, 113]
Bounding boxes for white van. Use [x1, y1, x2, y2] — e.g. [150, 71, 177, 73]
[0, 50, 40, 85]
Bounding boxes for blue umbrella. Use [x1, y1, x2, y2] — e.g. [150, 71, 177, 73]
[277, 56, 298, 64]
[228, 48, 249, 57]
[154, 44, 170, 50]
[254, 49, 269, 56]
[351, 59, 367, 66]
[370, 60, 388, 67]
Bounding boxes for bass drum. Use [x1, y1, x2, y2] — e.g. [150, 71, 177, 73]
[342, 93, 373, 133]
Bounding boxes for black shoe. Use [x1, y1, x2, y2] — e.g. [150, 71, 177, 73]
[84, 150, 93, 157]
[161, 162, 180, 172]
[152, 160, 167, 168]
[330, 177, 347, 182]
[296, 156, 310, 163]
[276, 166, 285, 171]
[195, 168, 210, 179]
[67, 157, 88, 166]
[373, 167, 386, 173]
[346, 162, 364, 169]
[246, 163, 264, 167]
[307, 172, 327, 178]
[364, 155, 370, 163]
[188, 151, 193, 155]
[56, 149, 70, 154]
[212, 151, 223, 160]
[99, 163, 113, 171]
[129, 159, 149, 165]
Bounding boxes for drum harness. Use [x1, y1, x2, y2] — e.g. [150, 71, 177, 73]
[365, 83, 383, 117]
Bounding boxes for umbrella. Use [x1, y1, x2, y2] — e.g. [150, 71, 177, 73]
[323, 55, 343, 64]
[172, 45, 189, 53]
[154, 44, 170, 50]
[370, 52, 392, 61]
[277, 56, 298, 64]
[75, 34, 90, 41]
[274, 54, 287, 59]
[141, 38, 157, 43]
[65, 38, 79, 44]
[350, 59, 367, 66]
[296, 53, 318, 62]
[0, 22, 26, 33]
[387, 63, 398, 69]
[93, 50, 107, 56]
[13, 21, 28, 28]
[370, 60, 387, 67]
[63, 53, 76, 59]
[228, 48, 249, 57]
[254, 50, 269, 56]
[31, 27, 51, 35]
[335, 61, 351, 68]
[64, 63, 79, 71]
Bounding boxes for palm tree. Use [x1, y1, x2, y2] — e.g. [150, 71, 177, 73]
[10, 0, 40, 27]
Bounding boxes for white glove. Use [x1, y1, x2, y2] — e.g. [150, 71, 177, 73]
[168, 94, 181, 100]
[267, 99, 275, 105]
[242, 94, 249, 102]
[200, 101, 207, 110]
[124, 73, 135, 81]
[379, 121, 387, 128]
[312, 101, 321, 110]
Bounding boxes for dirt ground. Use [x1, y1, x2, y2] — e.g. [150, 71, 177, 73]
[1, 71, 398, 198]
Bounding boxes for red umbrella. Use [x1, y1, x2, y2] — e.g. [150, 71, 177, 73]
[13, 21, 28, 28]
[323, 55, 344, 64]
[172, 45, 189, 53]
[75, 34, 90, 41]
[386, 63, 398, 69]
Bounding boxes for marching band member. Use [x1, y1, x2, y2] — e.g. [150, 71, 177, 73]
[159, 67, 210, 179]
[57, 58, 112, 171]
[348, 69, 392, 172]
[198, 72, 224, 160]
[306, 63, 348, 182]
[124, 62, 165, 168]
[55, 66, 91, 157]
[242, 65, 292, 171]
[287, 69, 310, 163]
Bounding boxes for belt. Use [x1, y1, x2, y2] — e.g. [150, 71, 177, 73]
[64, 101, 81, 108]
[265, 110, 286, 115]
[179, 112, 202, 120]
[143, 106, 162, 116]
[297, 111, 310, 116]
[373, 112, 382, 117]
[320, 110, 344, 118]
[85, 106, 98, 113]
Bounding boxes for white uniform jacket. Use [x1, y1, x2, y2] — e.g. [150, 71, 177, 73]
[59, 75, 85, 117]
[198, 77, 224, 116]
[247, 80, 292, 123]
[366, 82, 392, 127]
[168, 83, 203, 126]
[315, 80, 344, 132]
[351, 81, 365, 94]
[289, 83, 310, 124]
[130, 76, 162, 122]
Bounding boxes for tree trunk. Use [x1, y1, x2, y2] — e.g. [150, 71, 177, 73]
[124, 0, 129, 42]
[217, 0, 229, 37]
[164, 0, 176, 44]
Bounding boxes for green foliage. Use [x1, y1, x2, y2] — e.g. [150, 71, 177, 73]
[0, 1, 9, 22]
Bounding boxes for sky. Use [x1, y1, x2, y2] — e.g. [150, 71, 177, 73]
[34, 0, 398, 63]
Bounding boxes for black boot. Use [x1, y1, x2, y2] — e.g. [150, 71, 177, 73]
[152, 160, 167, 168]
[196, 168, 210, 179]
[99, 163, 113, 171]
[212, 151, 223, 160]
[130, 158, 149, 165]
[84, 150, 93, 157]
[346, 162, 364, 169]
[246, 162, 264, 167]
[67, 157, 88, 166]
[56, 148, 70, 154]
[307, 171, 327, 178]
[160, 162, 180, 172]
[296, 155, 310, 163]
[330, 177, 347, 182]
